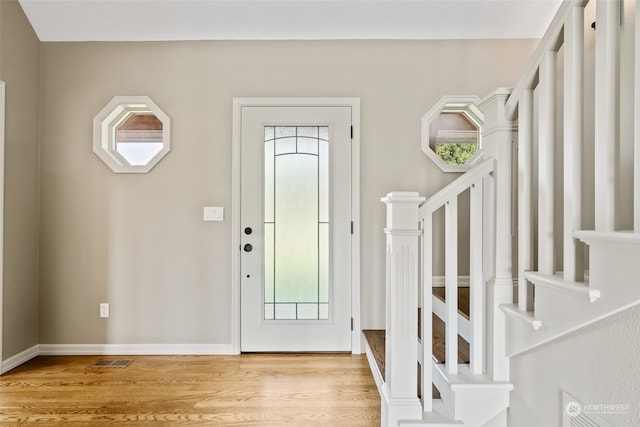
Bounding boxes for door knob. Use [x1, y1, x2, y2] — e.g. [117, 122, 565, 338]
[243, 243, 253, 252]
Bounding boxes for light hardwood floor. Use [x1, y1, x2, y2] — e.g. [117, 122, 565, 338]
[0, 354, 380, 426]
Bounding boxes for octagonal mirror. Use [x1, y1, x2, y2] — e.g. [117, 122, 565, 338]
[421, 96, 483, 173]
[93, 96, 170, 173]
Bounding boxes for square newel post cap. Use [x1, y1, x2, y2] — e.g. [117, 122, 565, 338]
[381, 192, 425, 231]
[380, 192, 425, 205]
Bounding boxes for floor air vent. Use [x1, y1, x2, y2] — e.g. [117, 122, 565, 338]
[93, 359, 132, 368]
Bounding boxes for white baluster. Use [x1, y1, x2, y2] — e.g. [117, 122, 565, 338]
[564, 5, 585, 281]
[518, 90, 534, 311]
[538, 51, 557, 275]
[421, 215, 433, 413]
[594, 0, 620, 231]
[445, 198, 458, 375]
[469, 181, 484, 375]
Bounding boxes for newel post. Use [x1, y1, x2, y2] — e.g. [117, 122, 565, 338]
[380, 192, 425, 427]
[479, 89, 515, 382]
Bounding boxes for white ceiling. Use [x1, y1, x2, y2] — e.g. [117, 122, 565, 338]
[18, 0, 562, 42]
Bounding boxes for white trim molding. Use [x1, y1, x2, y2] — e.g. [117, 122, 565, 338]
[231, 97, 361, 355]
[1, 345, 39, 374]
[39, 344, 235, 356]
[1, 343, 236, 374]
[0, 82, 5, 375]
[432, 275, 470, 287]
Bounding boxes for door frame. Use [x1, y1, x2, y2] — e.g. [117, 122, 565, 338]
[0, 82, 5, 373]
[231, 97, 361, 354]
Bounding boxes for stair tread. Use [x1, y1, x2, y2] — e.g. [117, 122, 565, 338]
[524, 271, 589, 288]
[433, 363, 513, 388]
[363, 314, 470, 401]
[364, 330, 443, 399]
[363, 287, 472, 404]
[574, 229, 640, 246]
[362, 330, 385, 377]
[432, 287, 471, 320]
[524, 271, 600, 302]
[432, 314, 470, 364]
[500, 303, 542, 330]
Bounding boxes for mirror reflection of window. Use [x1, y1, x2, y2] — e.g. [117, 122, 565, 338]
[114, 113, 164, 166]
[93, 96, 170, 173]
[428, 112, 479, 165]
[421, 96, 483, 173]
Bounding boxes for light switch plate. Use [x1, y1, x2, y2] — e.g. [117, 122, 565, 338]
[204, 207, 224, 221]
[100, 303, 109, 318]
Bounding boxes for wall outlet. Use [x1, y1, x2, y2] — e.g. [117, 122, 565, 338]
[100, 303, 110, 318]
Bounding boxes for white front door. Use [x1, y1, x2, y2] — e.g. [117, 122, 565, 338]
[240, 105, 352, 352]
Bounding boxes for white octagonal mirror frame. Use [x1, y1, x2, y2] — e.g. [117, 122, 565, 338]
[93, 95, 171, 173]
[421, 95, 484, 173]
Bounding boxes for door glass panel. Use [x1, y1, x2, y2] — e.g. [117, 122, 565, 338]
[264, 126, 330, 320]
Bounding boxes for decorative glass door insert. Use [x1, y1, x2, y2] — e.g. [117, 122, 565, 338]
[263, 126, 329, 320]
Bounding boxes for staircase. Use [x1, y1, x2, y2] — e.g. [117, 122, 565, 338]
[363, 288, 471, 398]
[364, 0, 640, 425]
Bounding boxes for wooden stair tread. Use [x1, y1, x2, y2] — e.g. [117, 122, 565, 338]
[362, 330, 385, 378]
[432, 287, 471, 320]
[363, 313, 470, 401]
[363, 287, 472, 401]
[432, 313, 470, 364]
[363, 330, 441, 399]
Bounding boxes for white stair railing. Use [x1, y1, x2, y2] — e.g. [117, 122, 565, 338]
[379, 0, 640, 424]
[381, 158, 496, 424]
[419, 157, 495, 380]
[503, 0, 640, 352]
[504, 0, 606, 321]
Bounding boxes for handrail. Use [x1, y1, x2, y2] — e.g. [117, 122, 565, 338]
[418, 157, 495, 217]
[504, 0, 589, 120]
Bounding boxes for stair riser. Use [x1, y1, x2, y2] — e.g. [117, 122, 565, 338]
[432, 365, 455, 417]
[507, 238, 640, 356]
[588, 244, 640, 293]
[432, 380, 511, 427]
[450, 389, 510, 426]
[433, 363, 512, 426]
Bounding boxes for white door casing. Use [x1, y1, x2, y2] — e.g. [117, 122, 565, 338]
[0, 82, 5, 372]
[231, 98, 361, 354]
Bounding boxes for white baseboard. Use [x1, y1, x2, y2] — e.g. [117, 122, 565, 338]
[39, 343, 236, 356]
[432, 275, 470, 287]
[1, 343, 236, 374]
[2, 344, 39, 374]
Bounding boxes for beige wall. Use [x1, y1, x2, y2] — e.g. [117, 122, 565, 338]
[509, 305, 640, 426]
[38, 38, 536, 345]
[1, 0, 40, 360]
